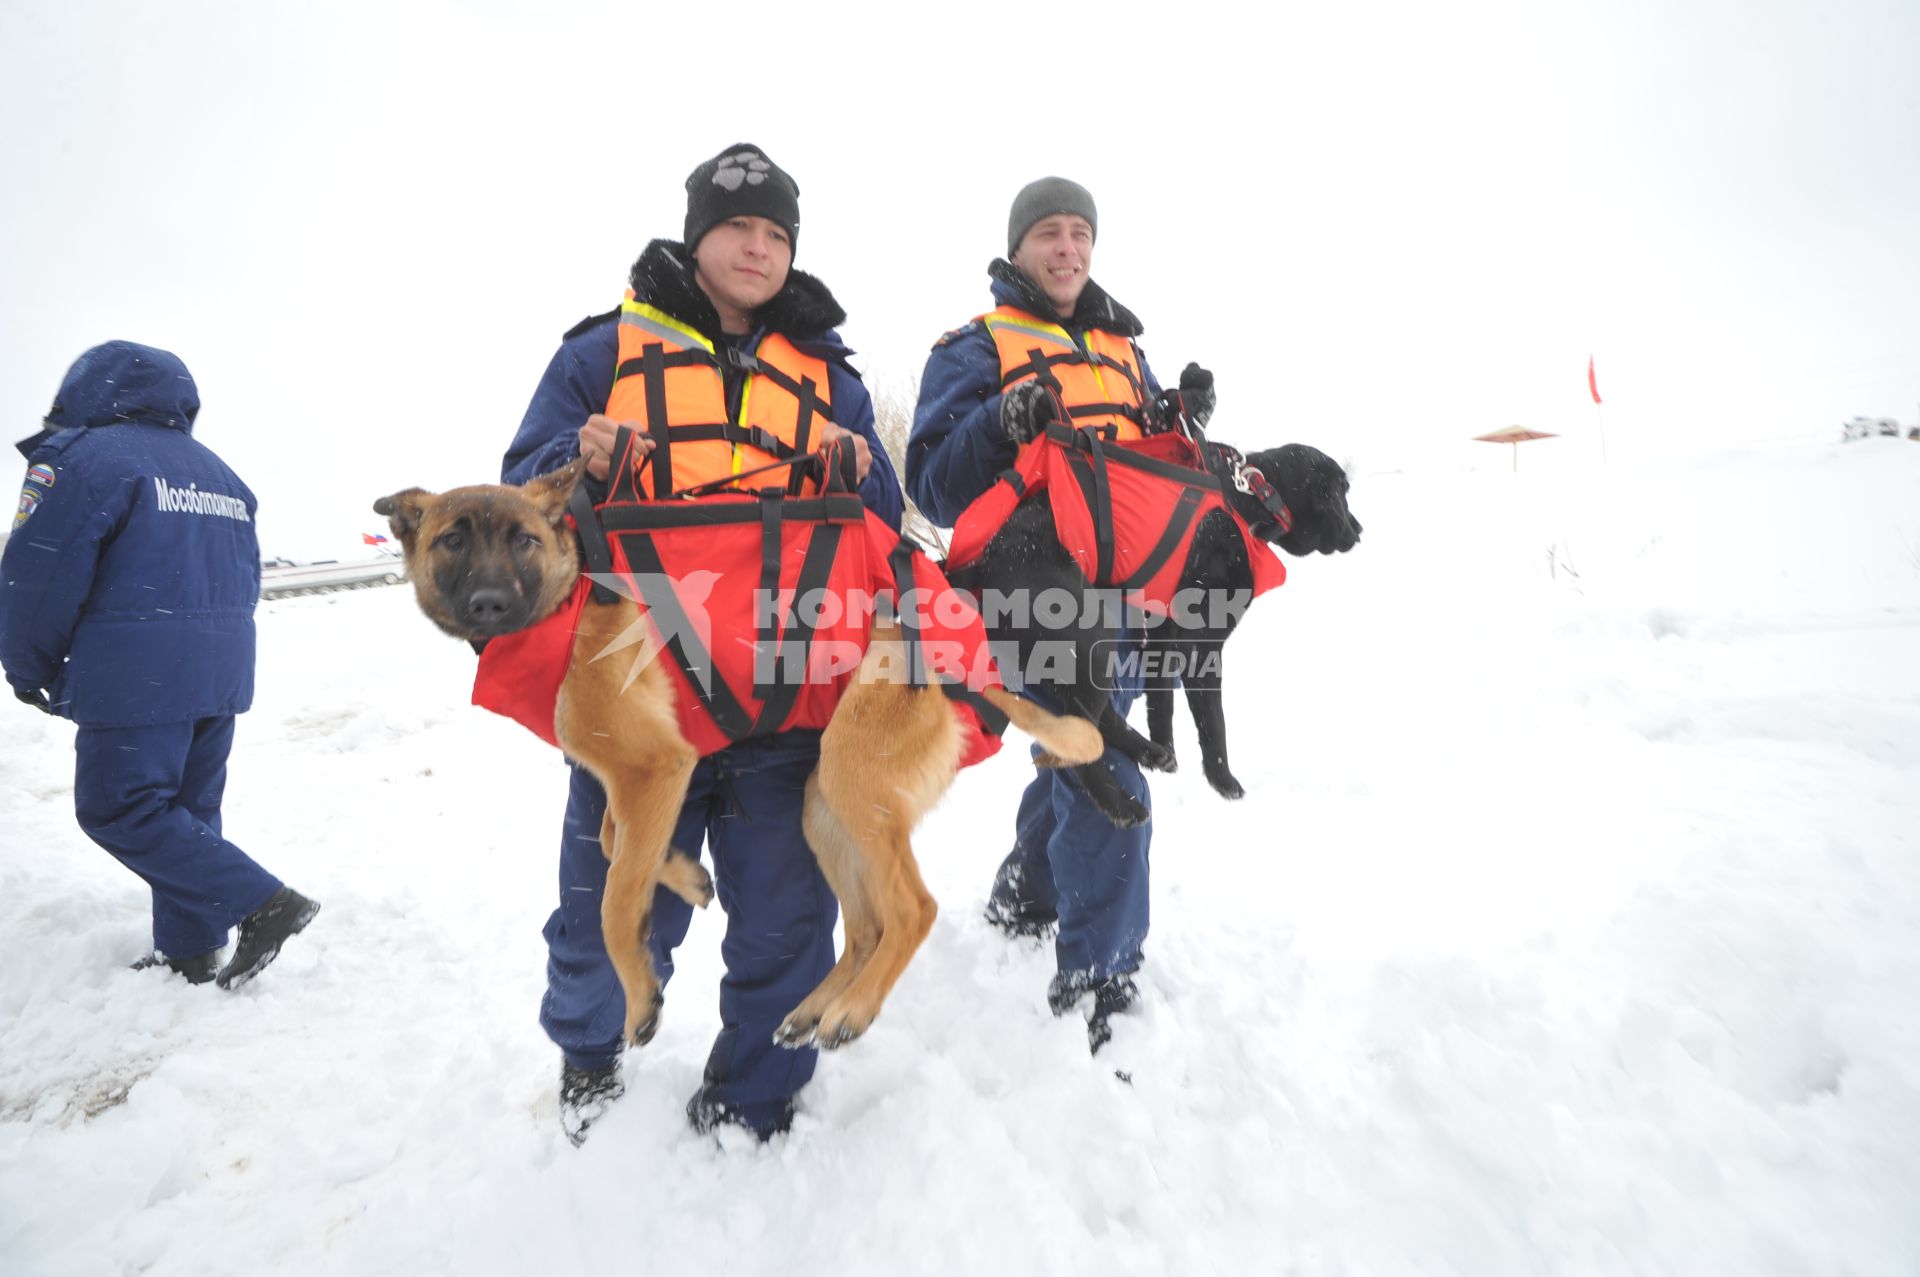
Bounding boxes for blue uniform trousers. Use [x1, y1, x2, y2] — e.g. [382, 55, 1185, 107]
[539, 730, 838, 1135]
[73, 716, 282, 960]
[989, 674, 1152, 984]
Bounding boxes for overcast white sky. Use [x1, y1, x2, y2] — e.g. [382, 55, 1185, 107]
[4, 0, 1916, 556]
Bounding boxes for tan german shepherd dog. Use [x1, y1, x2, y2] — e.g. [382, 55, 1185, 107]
[374, 459, 1101, 1052]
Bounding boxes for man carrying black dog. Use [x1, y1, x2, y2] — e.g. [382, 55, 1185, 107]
[906, 178, 1217, 1053]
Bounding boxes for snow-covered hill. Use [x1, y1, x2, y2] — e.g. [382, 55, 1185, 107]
[3, 439, 1918, 1276]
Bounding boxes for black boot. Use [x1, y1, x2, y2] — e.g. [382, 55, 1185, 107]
[686, 1089, 794, 1143]
[130, 949, 220, 985]
[984, 897, 1057, 940]
[1049, 971, 1139, 1055]
[560, 1060, 625, 1146]
[1085, 975, 1139, 1056]
[215, 887, 321, 989]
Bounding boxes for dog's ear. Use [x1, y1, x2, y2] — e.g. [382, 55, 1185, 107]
[521, 457, 588, 529]
[372, 488, 436, 544]
[1257, 445, 1362, 556]
[1261, 444, 1334, 493]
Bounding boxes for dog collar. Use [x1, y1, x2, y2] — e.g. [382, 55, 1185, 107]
[1216, 445, 1293, 536]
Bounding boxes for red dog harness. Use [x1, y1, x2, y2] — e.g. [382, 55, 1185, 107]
[946, 423, 1287, 611]
[472, 430, 1007, 767]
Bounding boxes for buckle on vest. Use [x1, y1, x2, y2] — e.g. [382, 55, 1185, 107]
[720, 346, 761, 373]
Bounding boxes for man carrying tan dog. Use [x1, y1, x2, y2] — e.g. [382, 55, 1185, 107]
[500, 144, 901, 1143]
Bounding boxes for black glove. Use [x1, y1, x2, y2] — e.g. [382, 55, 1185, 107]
[1151, 363, 1217, 433]
[998, 380, 1061, 445]
[15, 687, 52, 715]
[1178, 363, 1216, 427]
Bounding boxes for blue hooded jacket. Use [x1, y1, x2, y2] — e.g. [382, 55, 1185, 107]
[906, 262, 1161, 528]
[1, 341, 260, 725]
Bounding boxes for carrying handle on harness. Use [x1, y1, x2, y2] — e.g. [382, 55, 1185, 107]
[607, 425, 653, 505]
[665, 434, 862, 501]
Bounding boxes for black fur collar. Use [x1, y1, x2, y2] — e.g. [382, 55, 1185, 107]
[627, 239, 848, 339]
[988, 258, 1144, 337]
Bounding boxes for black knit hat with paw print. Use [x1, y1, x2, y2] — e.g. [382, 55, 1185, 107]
[683, 143, 801, 256]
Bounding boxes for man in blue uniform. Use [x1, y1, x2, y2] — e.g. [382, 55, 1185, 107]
[2, 341, 319, 990]
[907, 178, 1216, 1054]
[502, 144, 903, 1144]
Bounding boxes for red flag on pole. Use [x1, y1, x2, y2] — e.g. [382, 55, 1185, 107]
[1588, 356, 1602, 405]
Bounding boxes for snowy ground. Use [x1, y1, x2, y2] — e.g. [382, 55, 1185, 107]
[3, 438, 1918, 1276]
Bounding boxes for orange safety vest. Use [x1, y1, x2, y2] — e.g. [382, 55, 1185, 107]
[610, 294, 836, 498]
[947, 312, 1286, 611]
[980, 306, 1150, 442]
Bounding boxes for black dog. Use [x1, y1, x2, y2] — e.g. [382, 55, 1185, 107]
[1140, 442, 1361, 799]
[945, 440, 1361, 824]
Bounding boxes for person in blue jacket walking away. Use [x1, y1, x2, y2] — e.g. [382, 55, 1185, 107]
[502, 144, 903, 1145]
[2, 341, 320, 990]
[907, 178, 1217, 1055]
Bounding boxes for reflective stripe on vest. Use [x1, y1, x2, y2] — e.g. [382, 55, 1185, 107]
[608, 295, 833, 498]
[980, 306, 1148, 441]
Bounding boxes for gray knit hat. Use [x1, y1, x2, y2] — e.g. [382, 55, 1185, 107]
[1007, 176, 1097, 256]
[684, 143, 801, 255]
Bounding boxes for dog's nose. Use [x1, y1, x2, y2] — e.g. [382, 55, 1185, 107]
[466, 588, 512, 621]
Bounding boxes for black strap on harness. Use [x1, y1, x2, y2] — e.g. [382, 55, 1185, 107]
[614, 530, 757, 742]
[746, 516, 844, 737]
[884, 536, 1009, 739]
[1048, 422, 1117, 586]
[609, 339, 836, 503]
[1006, 347, 1070, 396]
[1118, 486, 1207, 591]
[569, 482, 622, 606]
[786, 377, 819, 497]
[658, 422, 801, 460]
[1001, 340, 1148, 433]
[884, 537, 928, 688]
[597, 493, 866, 530]
[572, 424, 871, 747]
[613, 346, 714, 381]
[1090, 348, 1147, 404]
[1081, 431, 1118, 587]
[1064, 404, 1141, 434]
[1206, 441, 1294, 536]
[640, 343, 672, 497]
[1041, 421, 1225, 590]
[751, 494, 784, 704]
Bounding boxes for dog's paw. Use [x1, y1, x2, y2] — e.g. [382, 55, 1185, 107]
[811, 1011, 872, 1051]
[626, 989, 666, 1048]
[773, 1011, 818, 1049]
[1204, 763, 1245, 801]
[660, 848, 714, 908]
[1139, 740, 1178, 773]
[1093, 792, 1152, 828]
